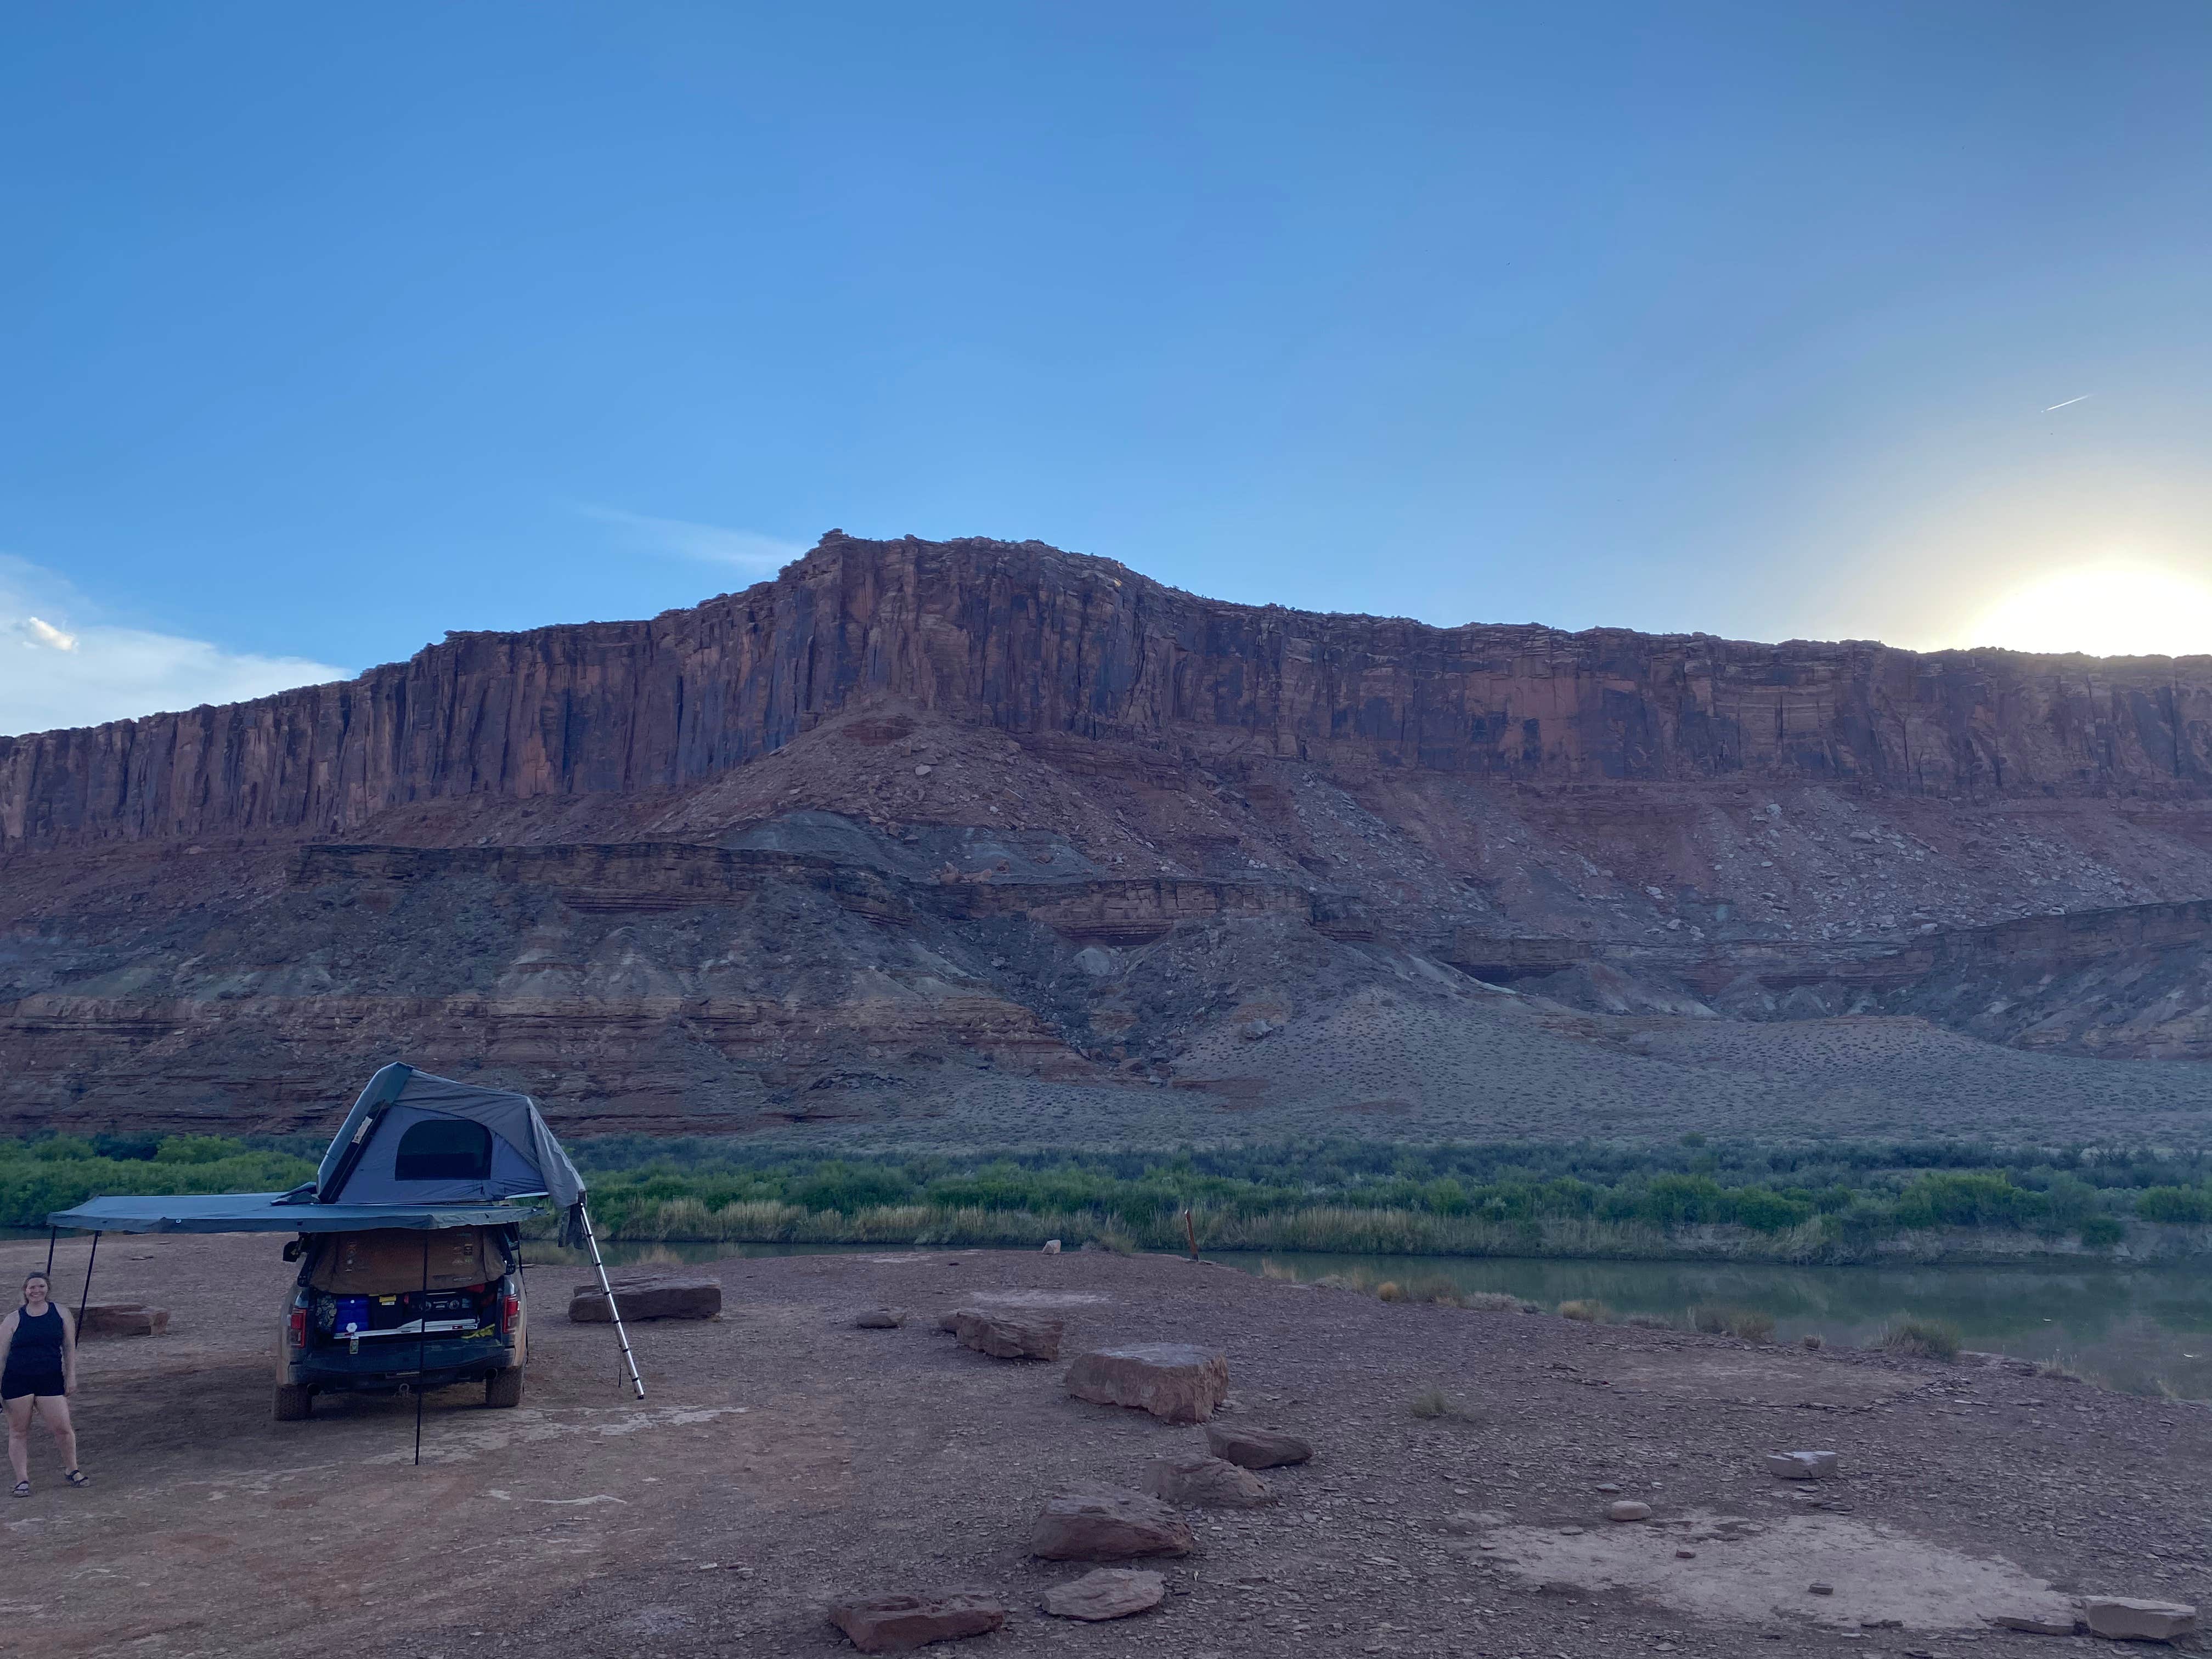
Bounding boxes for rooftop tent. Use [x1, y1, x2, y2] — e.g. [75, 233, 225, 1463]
[315, 1064, 586, 1231]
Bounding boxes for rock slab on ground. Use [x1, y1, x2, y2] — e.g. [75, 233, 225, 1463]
[824, 1590, 1008, 1653]
[1765, 1449, 1840, 1480]
[1064, 1344, 1229, 1424]
[950, 1308, 1062, 1360]
[1143, 1451, 1277, 1509]
[1606, 1500, 1653, 1521]
[568, 1274, 721, 1323]
[1041, 1569, 1164, 1622]
[854, 1308, 904, 1329]
[77, 1302, 169, 1338]
[1029, 1487, 1197, 1560]
[2081, 1598, 2198, 1642]
[1204, 1423, 1312, 1468]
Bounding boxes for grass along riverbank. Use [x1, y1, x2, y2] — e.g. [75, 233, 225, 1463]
[15, 1133, 2212, 1266]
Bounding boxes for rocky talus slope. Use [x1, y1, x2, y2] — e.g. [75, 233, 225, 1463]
[5, 532, 2212, 1138]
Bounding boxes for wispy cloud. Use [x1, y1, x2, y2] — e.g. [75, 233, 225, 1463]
[577, 506, 805, 574]
[0, 555, 351, 738]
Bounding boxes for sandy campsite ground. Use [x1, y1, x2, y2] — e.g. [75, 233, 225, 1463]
[4, 1233, 2207, 1659]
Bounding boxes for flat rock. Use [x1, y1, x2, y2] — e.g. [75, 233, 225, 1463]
[1606, 1501, 1653, 1522]
[1764, 1449, 1839, 1480]
[854, 1308, 904, 1329]
[1142, 1451, 1277, 1509]
[568, 1274, 721, 1323]
[2081, 1598, 2198, 1642]
[77, 1301, 169, 1338]
[825, 1590, 1007, 1653]
[1064, 1344, 1228, 1424]
[951, 1308, 1062, 1361]
[1204, 1423, 1312, 1469]
[1041, 1568, 1164, 1622]
[1029, 1487, 1197, 1560]
[1993, 1613, 2075, 1634]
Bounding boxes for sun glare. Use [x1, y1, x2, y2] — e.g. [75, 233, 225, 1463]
[1963, 564, 2212, 658]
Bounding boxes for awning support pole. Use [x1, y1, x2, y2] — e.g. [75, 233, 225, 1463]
[577, 1205, 644, 1401]
[75, 1230, 98, 1329]
[414, 1228, 430, 1466]
[43, 1229, 55, 1279]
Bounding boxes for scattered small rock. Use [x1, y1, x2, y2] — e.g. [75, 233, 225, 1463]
[1606, 1502, 1653, 1522]
[1203, 1424, 1312, 1469]
[1677, 1549, 1697, 1559]
[825, 1590, 1006, 1653]
[950, 1309, 1062, 1361]
[1809, 1582, 1834, 1596]
[1064, 1344, 1229, 1424]
[1041, 1569, 1165, 1622]
[1143, 1452, 1277, 1509]
[2081, 1598, 2198, 1643]
[1765, 1450, 1839, 1481]
[1029, 1488, 1197, 1561]
[853, 1309, 904, 1329]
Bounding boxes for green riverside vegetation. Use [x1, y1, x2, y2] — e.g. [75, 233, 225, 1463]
[13, 1132, 2212, 1263]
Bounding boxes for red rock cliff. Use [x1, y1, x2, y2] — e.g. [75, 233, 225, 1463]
[7, 532, 2212, 850]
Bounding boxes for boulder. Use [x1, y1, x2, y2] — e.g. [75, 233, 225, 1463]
[1041, 1239, 1062, 1254]
[1204, 1424, 1312, 1469]
[568, 1274, 721, 1323]
[1764, 1450, 1839, 1480]
[1064, 1344, 1229, 1424]
[1606, 1501, 1653, 1522]
[1143, 1451, 1277, 1509]
[951, 1309, 1062, 1361]
[76, 1302, 169, 1338]
[1042, 1568, 1165, 1621]
[1029, 1487, 1197, 1560]
[854, 1309, 904, 1329]
[2081, 1598, 2198, 1643]
[825, 1590, 1007, 1653]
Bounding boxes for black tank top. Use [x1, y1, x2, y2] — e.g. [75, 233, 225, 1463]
[5, 1304, 62, 1374]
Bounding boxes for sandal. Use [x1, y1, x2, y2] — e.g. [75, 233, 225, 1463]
[64, 1470, 87, 1488]
[10, 1481, 26, 1498]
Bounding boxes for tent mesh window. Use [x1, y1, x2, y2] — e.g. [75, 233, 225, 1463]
[393, 1119, 494, 1182]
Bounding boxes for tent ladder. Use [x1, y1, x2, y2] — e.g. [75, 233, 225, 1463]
[577, 1205, 645, 1401]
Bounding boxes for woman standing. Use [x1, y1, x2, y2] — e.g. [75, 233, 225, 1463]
[1, 1273, 85, 1495]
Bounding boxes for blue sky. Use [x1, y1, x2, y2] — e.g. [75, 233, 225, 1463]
[4, 3, 2211, 732]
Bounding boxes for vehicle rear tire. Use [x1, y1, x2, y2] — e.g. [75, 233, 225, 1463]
[273, 1384, 314, 1421]
[484, 1366, 524, 1409]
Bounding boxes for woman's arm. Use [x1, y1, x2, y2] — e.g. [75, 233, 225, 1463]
[0, 1310, 16, 1370]
[58, 1307, 75, 1393]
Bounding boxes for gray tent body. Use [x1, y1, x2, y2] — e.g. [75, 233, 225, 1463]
[315, 1064, 585, 1230]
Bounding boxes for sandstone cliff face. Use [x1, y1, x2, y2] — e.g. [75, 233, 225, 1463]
[8, 534, 2212, 851]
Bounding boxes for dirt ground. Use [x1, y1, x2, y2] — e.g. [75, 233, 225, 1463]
[7, 1233, 2207, 1659]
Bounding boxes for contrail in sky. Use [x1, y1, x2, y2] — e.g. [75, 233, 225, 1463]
[2043, 394, 2092, 412]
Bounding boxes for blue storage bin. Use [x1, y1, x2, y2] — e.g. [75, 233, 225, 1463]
[334, 1295, 371, 1335]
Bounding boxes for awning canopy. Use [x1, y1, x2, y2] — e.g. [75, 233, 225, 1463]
[47, 1193, 537, 1235]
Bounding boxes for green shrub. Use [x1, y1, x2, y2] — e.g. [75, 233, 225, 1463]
[1558, 1299, 1611, 1323]
[1880, 1317, 1962, 1361]
[2136, 1187, 2212, 1224]
[2076, 1215, 2126, 1249]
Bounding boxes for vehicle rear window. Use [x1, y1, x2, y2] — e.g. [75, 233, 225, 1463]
[394, 1119, 493, 1181]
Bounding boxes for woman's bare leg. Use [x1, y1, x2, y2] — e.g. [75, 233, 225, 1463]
[4, 1396, 31, 1485]
[36, 1397, 77, 1472]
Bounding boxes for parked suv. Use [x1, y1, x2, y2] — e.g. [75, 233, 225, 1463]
[274, 1224, 527, 1419]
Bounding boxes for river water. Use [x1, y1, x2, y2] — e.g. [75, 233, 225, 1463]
[575, 1238, 2212, 1401]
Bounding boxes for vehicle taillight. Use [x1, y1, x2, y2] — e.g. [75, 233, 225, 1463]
[287, 1306, 307, 1347]
[498, 1290, 518, 1335]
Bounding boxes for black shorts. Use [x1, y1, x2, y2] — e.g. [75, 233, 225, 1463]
[1, 1371, 64, 1402]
